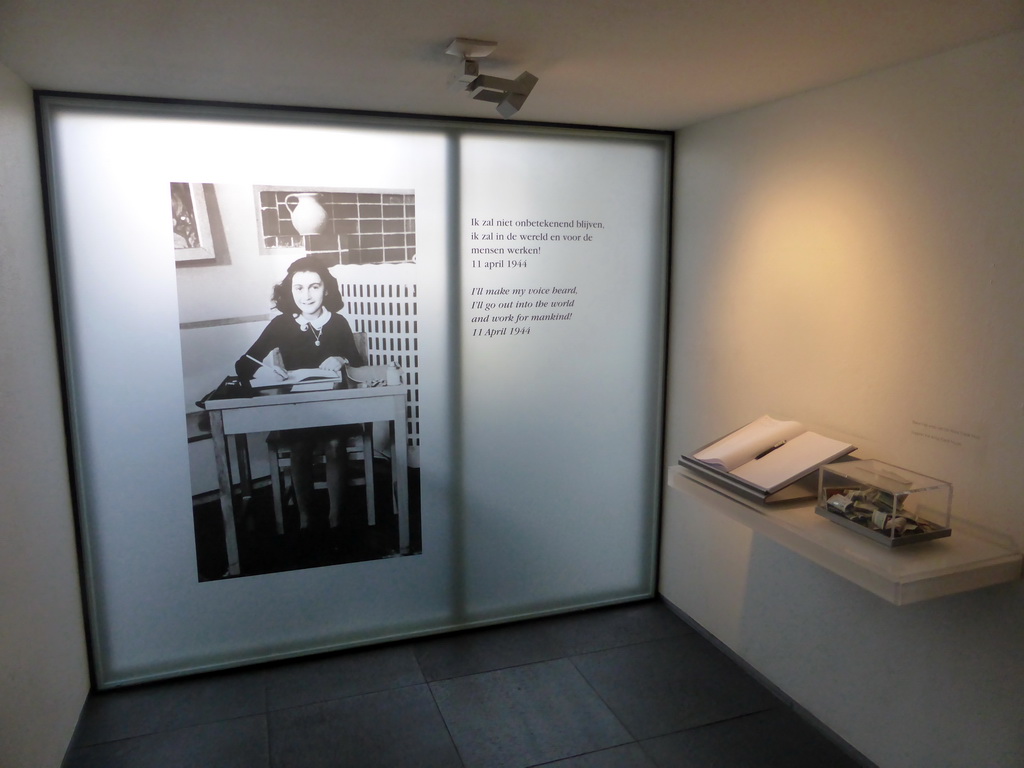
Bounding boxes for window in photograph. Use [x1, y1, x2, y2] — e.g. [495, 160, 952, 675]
[256, 187, 416, 265]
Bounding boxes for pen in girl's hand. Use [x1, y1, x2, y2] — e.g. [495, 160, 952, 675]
[246, 354, 288, 380]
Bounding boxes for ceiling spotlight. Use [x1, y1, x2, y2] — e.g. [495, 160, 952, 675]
[445, 38, 538, 119]
[469, 71, 539, 118]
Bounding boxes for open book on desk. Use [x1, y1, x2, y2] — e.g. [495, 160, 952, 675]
[679, 415, 855, 503]
[250, 367, 342, 391]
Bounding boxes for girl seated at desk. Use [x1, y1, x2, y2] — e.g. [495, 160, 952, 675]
[234, 255, 365, 531]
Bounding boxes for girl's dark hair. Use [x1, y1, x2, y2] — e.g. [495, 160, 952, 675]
[271, 256, 344, 315]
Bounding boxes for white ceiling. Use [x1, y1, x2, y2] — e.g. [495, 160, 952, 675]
[1, 0, 1021, 130]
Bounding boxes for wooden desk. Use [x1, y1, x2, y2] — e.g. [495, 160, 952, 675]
[204, 385, 410, 576]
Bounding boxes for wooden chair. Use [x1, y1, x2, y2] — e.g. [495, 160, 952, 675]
[266, 332, 377, 534]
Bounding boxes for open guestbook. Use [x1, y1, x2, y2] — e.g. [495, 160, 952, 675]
[679, 414, 855, 503]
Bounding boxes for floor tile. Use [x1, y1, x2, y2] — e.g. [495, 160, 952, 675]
[268, 684, 461, 768]
[640, 708, 864, 768]
[414, 618, 567, 681]
[535, 742, 657, 767]
[73, 668, 267, 746]
[264, 642, 423, 710]
[543, 600, 694, 655]
[63, 714, 268, 768]
[571, 635, 778, 740]
[64, 602, 863, 768]
[430, 658, 632, 768]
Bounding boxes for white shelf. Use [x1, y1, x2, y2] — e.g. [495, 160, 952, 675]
[667, 466, 1022, 605]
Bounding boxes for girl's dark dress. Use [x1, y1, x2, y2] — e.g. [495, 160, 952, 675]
[234, 312, 366, 441]
[234, 312, 365, 380]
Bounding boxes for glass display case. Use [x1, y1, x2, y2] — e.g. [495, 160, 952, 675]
[816, 460, 952, 547]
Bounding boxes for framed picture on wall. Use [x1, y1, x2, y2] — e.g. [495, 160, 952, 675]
[171, 181, 224, 265]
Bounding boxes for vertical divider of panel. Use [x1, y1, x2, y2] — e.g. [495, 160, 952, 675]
[445, 128, 468, 623]
[648, 135, 674, 592]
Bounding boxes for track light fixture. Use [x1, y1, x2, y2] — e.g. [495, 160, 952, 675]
[445, 38, 538, 119]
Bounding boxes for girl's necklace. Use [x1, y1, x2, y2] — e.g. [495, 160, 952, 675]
[300, 308, 327, 346]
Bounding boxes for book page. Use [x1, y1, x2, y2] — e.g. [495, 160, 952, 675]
[730, 432, 853, 492]
[250, 367, 341, 388]
[693, 415, 805, 471]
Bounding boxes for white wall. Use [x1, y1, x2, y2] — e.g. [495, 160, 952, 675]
[661, 31, 1024, 768]
[0, 63, 91, 767]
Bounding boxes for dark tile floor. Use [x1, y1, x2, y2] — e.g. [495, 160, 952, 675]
[63, 600, 865, 768]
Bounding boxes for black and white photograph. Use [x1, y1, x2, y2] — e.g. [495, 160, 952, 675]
[176, 183, 423, 580]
